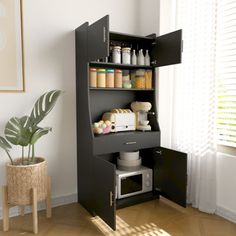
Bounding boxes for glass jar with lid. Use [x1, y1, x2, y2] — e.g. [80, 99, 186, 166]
[112, 46, 121, 64]
[135, 69, 145, 89]
[89, 68, 97, 87]
[122, 47, 131, 64]
[106, 69, 114, 88]
[115, 69, 122, 88]
[97, 69, 106, 88]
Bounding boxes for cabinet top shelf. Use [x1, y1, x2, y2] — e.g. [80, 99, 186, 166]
[110, 31, 155, 42]
[89, 62, 153, 70]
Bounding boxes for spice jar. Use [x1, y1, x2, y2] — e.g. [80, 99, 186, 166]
[89, 68, 97, 87]
[115, 69, 122, 88]
[97, 69, 106, 88]
[145, 70, 152, 89]
[135, 69, 145, 89]
[122, 47, 131, 64]
[106, 69, 114, 88]
[131, 70, 136, 88]
[122, 70, 131, 88]
[112, 46, 121, 64]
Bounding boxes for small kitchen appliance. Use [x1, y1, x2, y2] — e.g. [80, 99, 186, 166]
[116, 166, 153, 199]
[131, 101, 152, 131]
[102, 110, 135, 132]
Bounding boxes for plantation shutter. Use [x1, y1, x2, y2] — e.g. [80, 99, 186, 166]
[216, 0, 236, 147]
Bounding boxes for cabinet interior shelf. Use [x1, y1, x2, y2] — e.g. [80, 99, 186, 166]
[90, 87, 155, 91]
[89, 62, 153, 70]
[110, 31, 155, 43]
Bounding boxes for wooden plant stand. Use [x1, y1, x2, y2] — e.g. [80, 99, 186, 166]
[2, 176, 51, 234]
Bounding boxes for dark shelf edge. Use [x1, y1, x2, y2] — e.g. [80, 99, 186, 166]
[116, 191, 159, 209]
[89, 62, 153, 70]
[93, 130, 160, 139]
[89, 87, 155, 91]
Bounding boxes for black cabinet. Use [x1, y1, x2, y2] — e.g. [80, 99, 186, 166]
[75, 15, 187, 230]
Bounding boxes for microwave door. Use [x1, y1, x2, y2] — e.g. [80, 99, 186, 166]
[120, 174, 143, 198]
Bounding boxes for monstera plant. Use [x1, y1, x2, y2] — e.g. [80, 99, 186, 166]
[0, 90, 62, 165]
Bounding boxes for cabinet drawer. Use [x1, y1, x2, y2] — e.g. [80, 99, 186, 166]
[93, 131, 160, 155]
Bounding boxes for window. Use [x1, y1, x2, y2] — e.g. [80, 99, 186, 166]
[216, 0, 236, 147]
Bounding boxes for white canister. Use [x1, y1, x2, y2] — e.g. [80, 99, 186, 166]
[112, 46, 121, 64]
[122, 47, 131, 64]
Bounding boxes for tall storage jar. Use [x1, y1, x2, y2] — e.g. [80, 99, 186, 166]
[112, 46, 121, 64]
[97, 69, 106, 88]
[135, 69, 145, 89]
[115, 69, 122, 88]
[122, 47, 131, 64]
[106, 69, 114, 88]
[89, 68, 97, 87]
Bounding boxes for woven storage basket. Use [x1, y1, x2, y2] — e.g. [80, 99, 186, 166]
[6, 157, 47, 205]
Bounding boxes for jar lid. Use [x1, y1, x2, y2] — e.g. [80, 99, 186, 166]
[90, 68, 96, 71]
[122, 47, 131, 51]
[97, 69, 106, 73]
[136, 69, 145, 76]
[115, 69, 122, 73]
[113, 46, 121, 50]
[106, 69, 114, 73]
[122, 70, 130, 76]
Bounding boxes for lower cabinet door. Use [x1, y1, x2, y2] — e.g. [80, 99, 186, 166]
[92, 156, 116, 230]
[154, 147, 187, 207]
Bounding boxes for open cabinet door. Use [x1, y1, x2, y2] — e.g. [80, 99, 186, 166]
[88, 15, 109, 61]
[151, 30, 182, 67]
[154, 147, 187, 207]
[92, 156, 116, 230]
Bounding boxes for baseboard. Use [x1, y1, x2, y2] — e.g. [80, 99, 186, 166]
[0, 193, 77, 220]
[216, 205, 236, 224]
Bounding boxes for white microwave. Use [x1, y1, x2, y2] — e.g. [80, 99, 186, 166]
[116, 166, 153, 199]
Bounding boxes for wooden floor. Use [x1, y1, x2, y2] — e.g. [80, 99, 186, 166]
[1, 198, 236, 235]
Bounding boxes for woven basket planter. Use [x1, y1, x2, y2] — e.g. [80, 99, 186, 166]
[6, 157, 47, 206]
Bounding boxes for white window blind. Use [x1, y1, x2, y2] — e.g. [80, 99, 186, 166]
[216, 0, 236, 147]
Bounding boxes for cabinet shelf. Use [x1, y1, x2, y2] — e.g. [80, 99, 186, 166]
[89, 87, 154, 91]
[89, 62, 153, 70]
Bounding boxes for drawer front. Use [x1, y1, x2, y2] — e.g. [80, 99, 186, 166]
[93, 131, 160, 155]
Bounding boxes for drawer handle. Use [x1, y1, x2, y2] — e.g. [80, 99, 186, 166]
[125, 141, 137, 145]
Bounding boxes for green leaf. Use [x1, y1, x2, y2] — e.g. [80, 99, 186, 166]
[30, 127, 52, 145]
[30, 90, 62, 126]
[0, 136, 12, 151]
[4, 116, 33, 146]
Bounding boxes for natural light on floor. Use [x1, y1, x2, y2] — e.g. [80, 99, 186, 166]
[91, 215, 171, 236]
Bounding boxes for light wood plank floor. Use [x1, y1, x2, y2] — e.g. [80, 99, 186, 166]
[1, 198, 236, 235]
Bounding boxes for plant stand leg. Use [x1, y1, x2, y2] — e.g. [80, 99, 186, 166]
[32, 188, 38, 234]
[46, 176, 52, 218]
[2, 186, 9, 232]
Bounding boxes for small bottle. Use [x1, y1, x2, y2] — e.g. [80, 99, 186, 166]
[131, 49, 137, 65]
[138, 49, 144, 65]
[145, 50, 150, 66]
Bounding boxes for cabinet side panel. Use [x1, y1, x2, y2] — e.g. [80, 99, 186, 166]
[75, 23, 94, 213]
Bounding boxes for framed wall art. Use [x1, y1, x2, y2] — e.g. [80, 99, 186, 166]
[0, 0, 25, 92]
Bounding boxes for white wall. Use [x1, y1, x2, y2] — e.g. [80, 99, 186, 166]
[0, 0, 145, 206]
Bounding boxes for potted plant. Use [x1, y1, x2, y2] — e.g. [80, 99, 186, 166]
[0, 90, 62, 233]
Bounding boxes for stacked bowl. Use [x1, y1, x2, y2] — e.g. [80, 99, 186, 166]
[117, 151, 141, 171]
